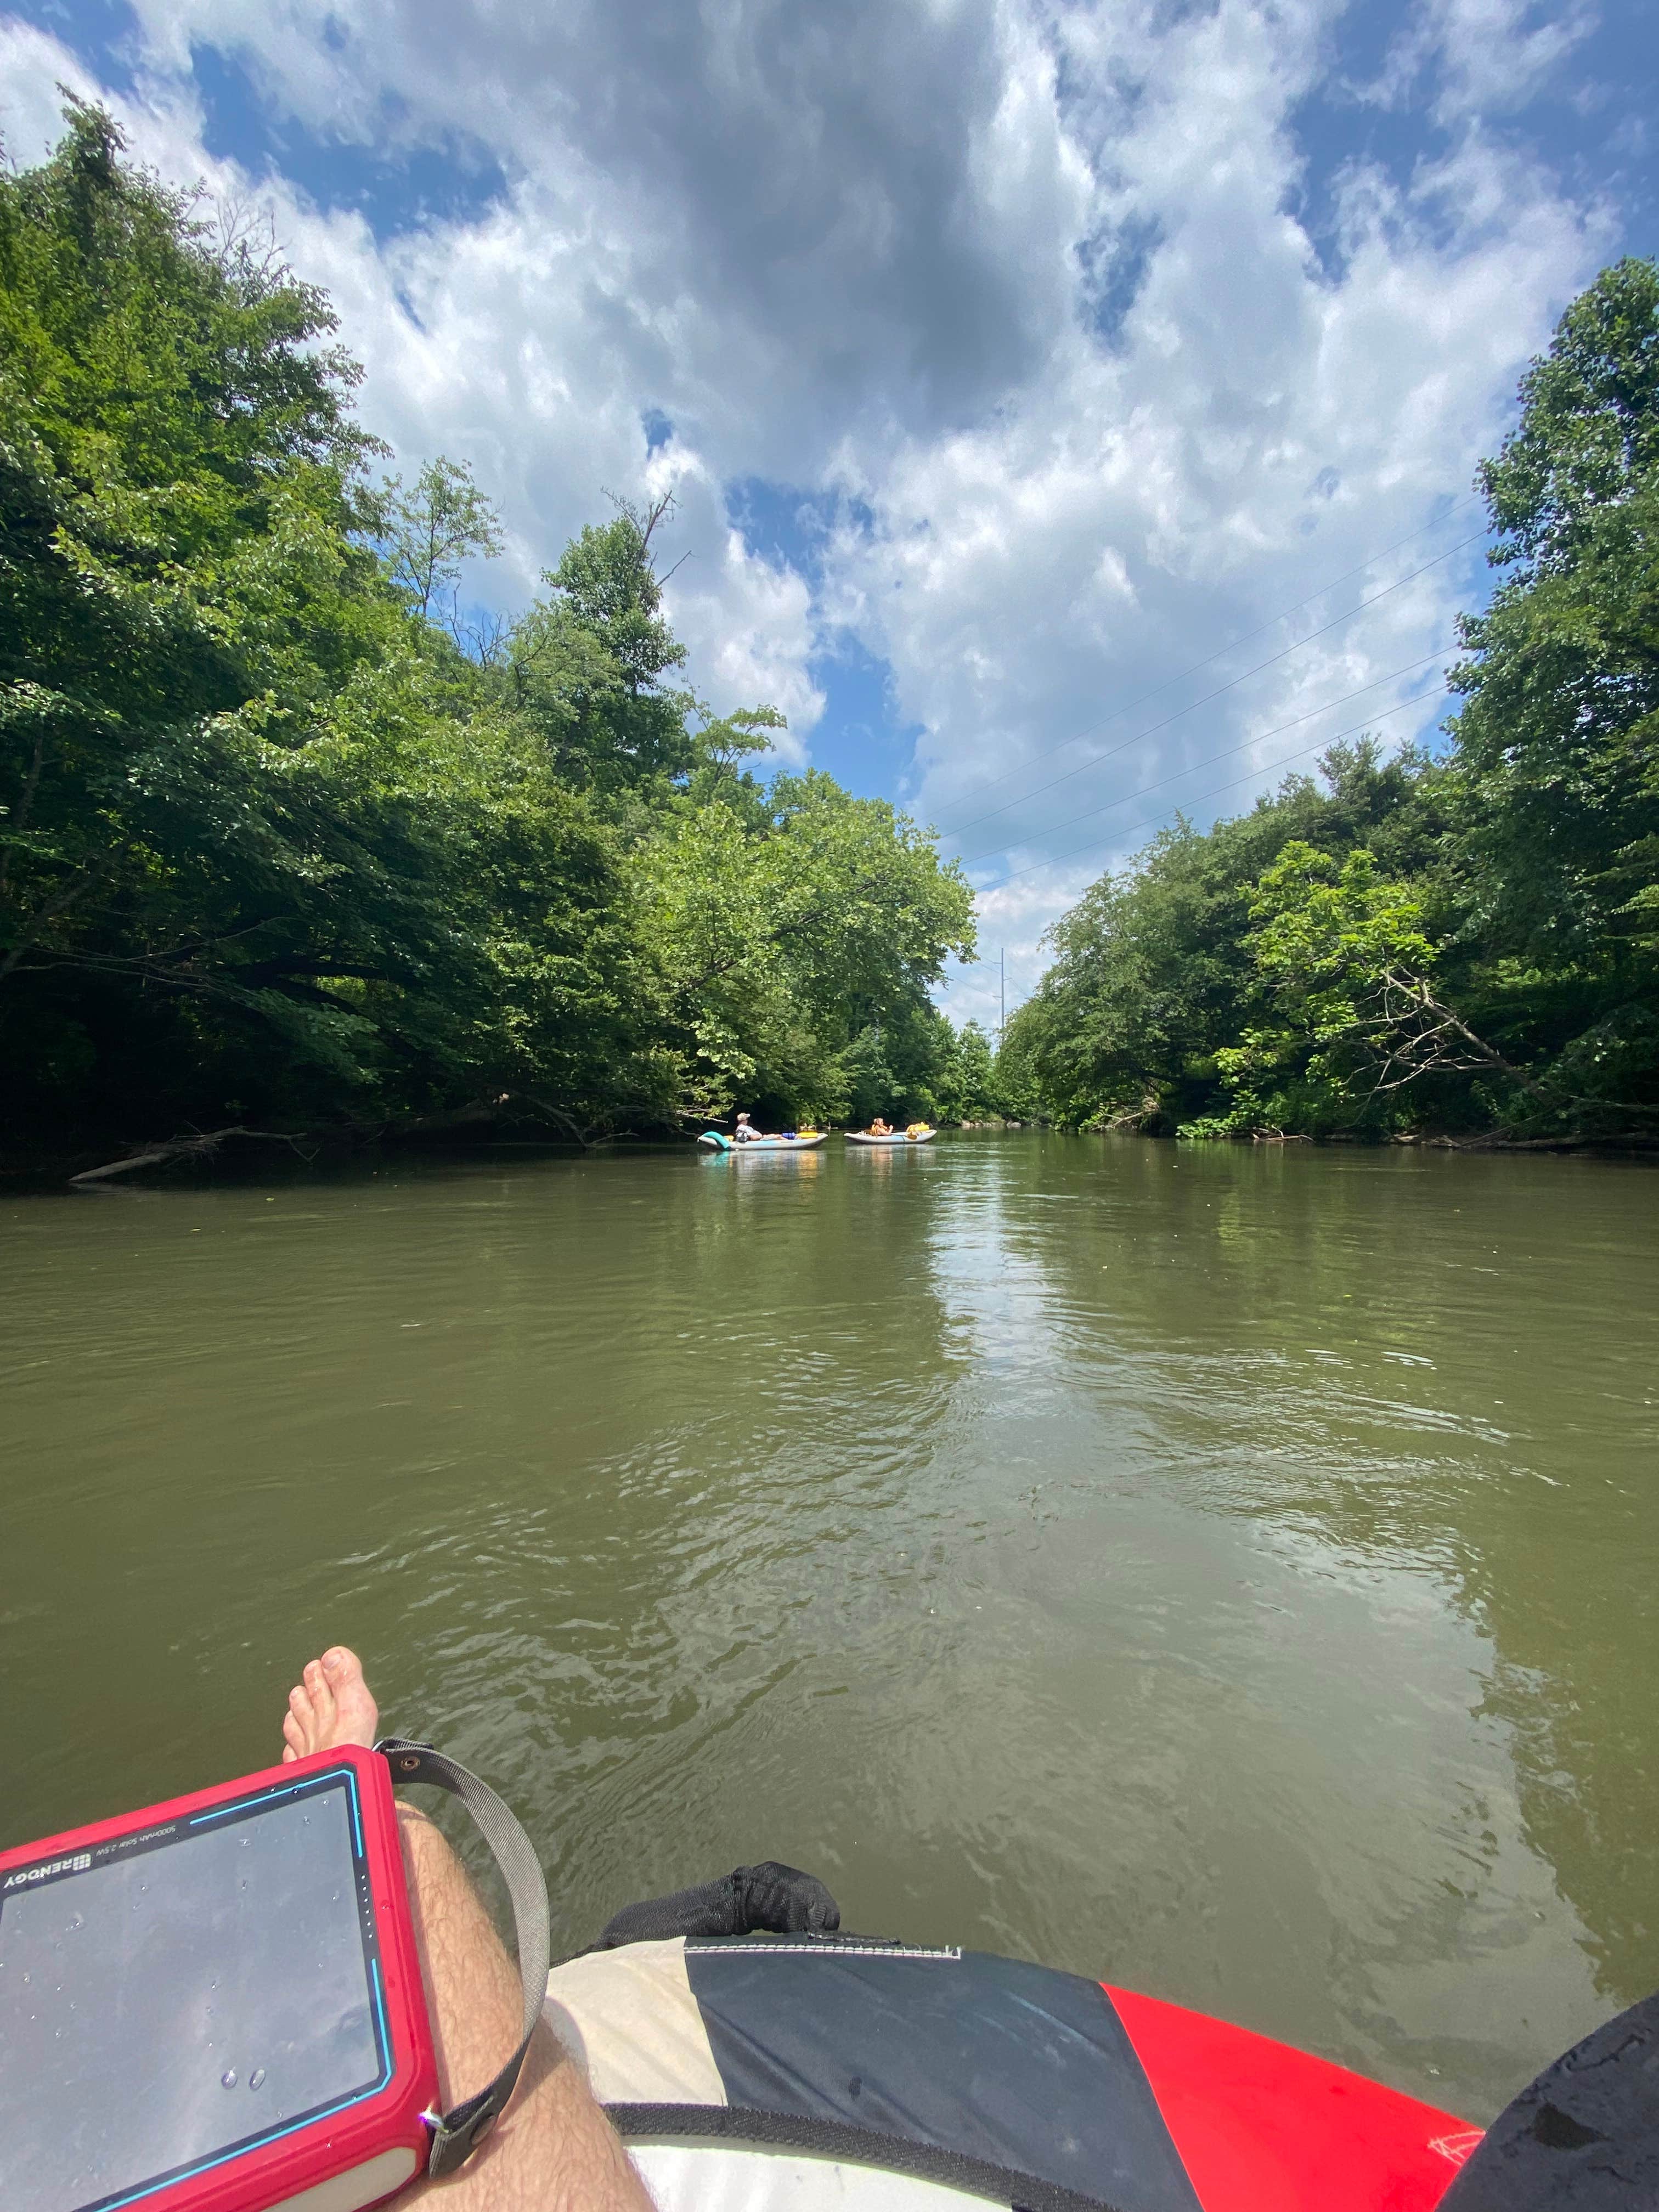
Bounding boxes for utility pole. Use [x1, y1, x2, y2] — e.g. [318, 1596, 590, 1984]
[999, 947, 1005, 1046]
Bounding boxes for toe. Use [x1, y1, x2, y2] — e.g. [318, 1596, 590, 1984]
[287, 1681, 315, 1751]
[282, 1709, 307, 1760]
[319, 1646, 378, 1748]
[304, 1658, 337, 1732]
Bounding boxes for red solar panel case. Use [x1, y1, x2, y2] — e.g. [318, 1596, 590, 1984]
[0, 1743, 439, 2212]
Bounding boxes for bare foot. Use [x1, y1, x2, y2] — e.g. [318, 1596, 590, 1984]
[281, 1645, 380, 1762]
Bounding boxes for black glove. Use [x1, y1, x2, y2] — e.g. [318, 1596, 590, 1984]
[591, 1860, 841, 1950]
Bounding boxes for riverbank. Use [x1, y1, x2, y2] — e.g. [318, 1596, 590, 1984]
[9, 1111, 1657, 1192]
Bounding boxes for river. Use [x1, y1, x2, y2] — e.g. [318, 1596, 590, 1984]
[4, 1132, 1656, 2125]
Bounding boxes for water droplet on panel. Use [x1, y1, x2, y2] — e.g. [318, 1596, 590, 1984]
[250, 2068, 266, 2090]
[221, 2070, 237, 2089]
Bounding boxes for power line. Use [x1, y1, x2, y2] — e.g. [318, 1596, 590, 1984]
[943, 528, 1483, 848]
[932, 494, 1484, 836]
[960, 644, 1452, 872]
[996, 682, 1444, 888]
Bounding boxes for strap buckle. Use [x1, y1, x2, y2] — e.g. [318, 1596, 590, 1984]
[375, 1738, 550, 2179]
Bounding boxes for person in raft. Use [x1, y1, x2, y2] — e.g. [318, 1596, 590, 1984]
[867, 1117, 892, 1136]
[282, 1647, 654, 2212]
[733, 1111, 764, 1142]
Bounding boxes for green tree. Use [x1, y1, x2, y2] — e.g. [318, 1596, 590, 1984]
[634, 771, 975, 1124]
[992, 264, 1659, 1141]
[933, 1018, 997, 1122]
[1211, 842, 1526, 1133]
[1005, 742, 1443, 1131]
[377, 455, 504, 639]
[0, 110, 650, 1143]
[1447, 258, 1659, 1126]
[0, 110, 988, 1158]
[500, 496, 696, 795]
[1, 102, 389, 1122]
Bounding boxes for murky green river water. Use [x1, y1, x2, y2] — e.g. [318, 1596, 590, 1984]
[4, 1133, 1656, 2123]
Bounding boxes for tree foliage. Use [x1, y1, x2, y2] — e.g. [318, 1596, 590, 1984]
[1006, 257, 1659, 1141]
[0, 112, 974, 1151]
[377, 456, 504, 636]
[634, 770, 973, 1122]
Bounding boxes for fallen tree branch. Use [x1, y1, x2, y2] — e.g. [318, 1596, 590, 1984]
[510, 1094, 610, 1149]
[68, 1126, 311, 1185]
[1102, 1091, 1164, 1133]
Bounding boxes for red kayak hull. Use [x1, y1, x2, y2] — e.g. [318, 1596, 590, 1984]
[1108, 1983, 1480, 2211]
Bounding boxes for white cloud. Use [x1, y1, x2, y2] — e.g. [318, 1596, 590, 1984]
[937, 871, 1092, 1035]
[1370, 0, 1600, 125]
[837, 1, 1600, 877]
[644, 452, 824, 759]
[0, 20, 105, 156]
[1, 0, 1616, 1018]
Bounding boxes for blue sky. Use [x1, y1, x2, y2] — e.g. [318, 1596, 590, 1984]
[3, 0, 1654, 1024]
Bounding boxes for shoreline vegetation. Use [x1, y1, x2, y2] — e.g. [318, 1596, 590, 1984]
[4, 109, 1655, 1182]
[995, 263, 1659, 1150]
[2, 108, 984, 1177]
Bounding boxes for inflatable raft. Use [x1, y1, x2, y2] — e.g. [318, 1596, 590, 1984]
[545, 1931, 1480, 2210]
[547, 1858, 1659, 2211]
[845, 1128, 935, 1146]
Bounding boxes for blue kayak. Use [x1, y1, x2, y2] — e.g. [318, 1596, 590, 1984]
[698, 1132, 827, 1151]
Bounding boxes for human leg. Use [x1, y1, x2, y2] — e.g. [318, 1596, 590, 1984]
[281, 1648, 654, 2212]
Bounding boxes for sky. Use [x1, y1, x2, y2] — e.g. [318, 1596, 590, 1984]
[3, 0, 1655, 1029]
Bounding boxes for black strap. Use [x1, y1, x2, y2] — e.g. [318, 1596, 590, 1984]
[376, 1739, 551, 2179]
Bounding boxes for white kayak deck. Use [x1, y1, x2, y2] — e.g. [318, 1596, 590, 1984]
[545, 1942, 992, 2211]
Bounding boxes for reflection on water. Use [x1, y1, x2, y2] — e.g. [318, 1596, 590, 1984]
[3, 1134, 1656, 2121]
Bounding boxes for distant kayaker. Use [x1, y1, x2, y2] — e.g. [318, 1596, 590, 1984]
[733, 1111, 764, 1143]
[868, 1117, 892, 1136]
